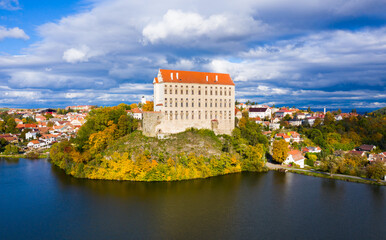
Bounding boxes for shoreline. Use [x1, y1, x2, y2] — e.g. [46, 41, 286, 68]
[270, 167, 386, 186]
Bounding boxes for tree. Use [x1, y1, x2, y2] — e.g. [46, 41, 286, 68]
[117, 115, 129, 137]
[337, 108, 342, 114]
[307, 107, 311, 113]
[272, 140, 288, 163]
[0, 121, 5, 133]
[4, 144, 19, 155]
[130, 103, 138, 109]
[366, 160, 386, 180]
[142, 101, 154, 111]
[6, 118, 17, 133]
[324, 112, 335, 125]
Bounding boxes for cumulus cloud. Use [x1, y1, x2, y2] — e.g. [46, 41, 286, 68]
[142, 9, 267, 44]
[0, 0, 385, 108]
[63, 46, 90, 63]
[0, 26, 29, 40]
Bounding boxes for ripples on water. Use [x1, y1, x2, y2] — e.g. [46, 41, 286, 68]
[0, 158, 385, 240]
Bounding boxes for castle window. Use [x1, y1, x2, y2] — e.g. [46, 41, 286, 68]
[181, 98, 183, 107]
[210, 99, 212, 107]
[192, 111, 194, 119]
[205, 99, 208, 107]
[175, 98, 177, 107]
[170, 98, 172, 107]
[186, 98, 188, 107]
[165, 98, 167, 107]
[186, 111, 189, 119]
[220, 99, 222, 108]
[175, 111, 178, 120]
[225, 90, 227, 96]
[170, 111, 173, 120]
[215, 111, 218, 119]
[181, 111, 184, 120]
[229, 111, 232, 119]
[224, 99, 226, 107]
[164, 88, 167, 94]
[192, 99, 194, 107]
[215, 99, 217, 107]
[198, 99, 201, 107]
[198, 111, 201, 119]
[165, 111, 168, 119]
[220, 111, 222, 119]
[210, 111, 213, 119]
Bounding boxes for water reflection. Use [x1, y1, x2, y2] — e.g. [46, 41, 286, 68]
[1, 158, 385, 240]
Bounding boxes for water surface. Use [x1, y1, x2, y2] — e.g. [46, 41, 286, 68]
[1, 158, 385, 240]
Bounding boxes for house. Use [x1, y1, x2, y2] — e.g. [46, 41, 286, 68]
[129, 108, 143, 120]
[288, 131, 301, 142]
[275, 133, 291, 142]
[248, 107, 271, 119]
[283, 150, 305, 168]
[303, 146, 322, 153]
[269, 123, 280, 130]
[289, 120, 302, 126]
[0, 134, 18, 143]
[25, 131, 38, 140]
[368, 153, 386, 162]
[356, 144, 376, 152]
[348, 150, 366, 157]
[275, 109, 292, 118]
[27, 140, 41, 149]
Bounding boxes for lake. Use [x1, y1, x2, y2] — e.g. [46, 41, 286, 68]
[0, 158, 385, 240]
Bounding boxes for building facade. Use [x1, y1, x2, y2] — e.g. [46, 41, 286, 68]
[143, 69, 235, 136]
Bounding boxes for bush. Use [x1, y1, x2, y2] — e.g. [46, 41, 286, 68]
[26, 151, 39, 159]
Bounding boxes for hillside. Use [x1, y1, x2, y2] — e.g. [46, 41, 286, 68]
[104, 129, 228, 161]
[371, 107, 386, 115]
[50, 129, 267, 181]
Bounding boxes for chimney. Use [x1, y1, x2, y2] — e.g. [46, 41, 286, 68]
[206, 76, 208, 81]
[171, 72, 173, 80]
[215, 75, 218, 82]
[176, 72, 179, 79]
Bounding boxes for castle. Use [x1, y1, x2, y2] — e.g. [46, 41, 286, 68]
[142, 69, 235, 137]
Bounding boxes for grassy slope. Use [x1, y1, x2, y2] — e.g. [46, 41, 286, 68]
[103, 130, 230, 160]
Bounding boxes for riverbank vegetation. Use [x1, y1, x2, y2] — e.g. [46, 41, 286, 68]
[50, 105, 268, 181]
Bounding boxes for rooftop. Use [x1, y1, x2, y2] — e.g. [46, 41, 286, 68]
[154, 69, 234, 86]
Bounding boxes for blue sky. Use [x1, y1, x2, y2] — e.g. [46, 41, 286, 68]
[0, 0, 385, 109]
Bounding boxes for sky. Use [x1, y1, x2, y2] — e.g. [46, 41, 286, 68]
[0, 0, 385, 110]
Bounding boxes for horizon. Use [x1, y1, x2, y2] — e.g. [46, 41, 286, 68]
[0, 0, 385, 108]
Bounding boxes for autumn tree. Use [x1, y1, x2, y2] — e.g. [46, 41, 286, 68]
[272, 139, 288, 163]
[142, 101, 154, 111]
[324, 112, 335, 125]
[0, 121, 5, 133]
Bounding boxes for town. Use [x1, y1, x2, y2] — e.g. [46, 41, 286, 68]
[1, 69, 385, 182]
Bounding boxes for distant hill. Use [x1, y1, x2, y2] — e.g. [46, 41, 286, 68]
[371, 107, 386, 115]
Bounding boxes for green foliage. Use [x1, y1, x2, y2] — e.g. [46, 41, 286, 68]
[26, 151, 40, 159]
[366, 160, 386, 180]
[6, 118, 17, 133]
[0, 138, 8, 152]
[4, 144, 19, 155]
[74, 105, 137, 151]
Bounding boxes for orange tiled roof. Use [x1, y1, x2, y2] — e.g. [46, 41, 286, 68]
[156, 69, 234, 86]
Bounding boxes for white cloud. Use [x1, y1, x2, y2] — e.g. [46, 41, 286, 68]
[63, 45, 90, 63]
[0, 0, 19, 10]
[0, 26, 29, 40]
[142, 9, 267, 44]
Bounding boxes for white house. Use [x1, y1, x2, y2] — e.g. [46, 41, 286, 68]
[129, 108, 143, 120]
[248, 107, 271, 119]
[275, 109, 292, 118]
[25, 131, 37, 140]
[283, 150, 305, 168]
